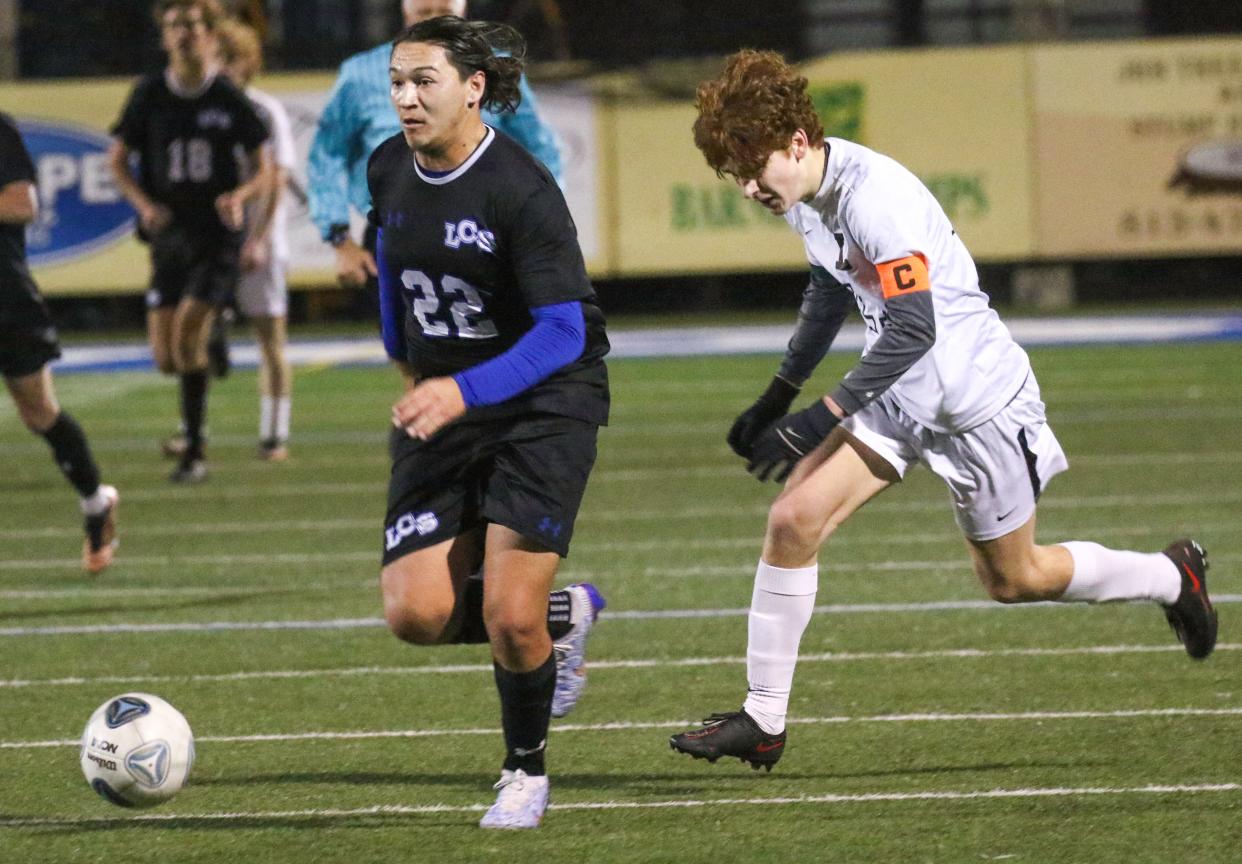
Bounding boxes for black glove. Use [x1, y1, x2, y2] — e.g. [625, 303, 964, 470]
[747, 399, 841, 482]
[727, 376, 800, 459]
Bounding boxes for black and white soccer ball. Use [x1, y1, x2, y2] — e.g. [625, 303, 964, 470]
[80, 693, 195, 808]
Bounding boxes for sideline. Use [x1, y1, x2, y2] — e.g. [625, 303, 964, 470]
[50, 313, 1242, 374]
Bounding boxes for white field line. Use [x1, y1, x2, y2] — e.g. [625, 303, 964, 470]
[7, 707, 1242, 751]
[2, 783, 1241, 829]
[2, 642, 1235, 690]
[2, 782, 1240, 828]
[5, 545, 1242, 575]
[5, 596, 1242, 637]
[8, 477, 1242, 508]
[4, 506, 1239, 544]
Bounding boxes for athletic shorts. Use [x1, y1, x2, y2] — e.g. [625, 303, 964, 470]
[236, 253, 288, 318]
[842, 373, 1068, 541]
[383, 412, 599, 563]
[145, 224, 241, 310]
[0, 289, 60, 378]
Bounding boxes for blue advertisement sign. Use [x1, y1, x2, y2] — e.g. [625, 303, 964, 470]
[16, 119, 135, 267]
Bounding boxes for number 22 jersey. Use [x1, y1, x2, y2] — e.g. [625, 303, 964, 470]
[367, 127, 610, 426]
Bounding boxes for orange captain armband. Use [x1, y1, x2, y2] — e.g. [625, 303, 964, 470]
[876, 254, 930, 300]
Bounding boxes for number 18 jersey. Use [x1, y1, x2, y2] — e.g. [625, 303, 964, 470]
[367, 127, 609, 425]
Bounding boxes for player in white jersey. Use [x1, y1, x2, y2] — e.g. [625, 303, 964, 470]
[218, 19, 295, 460]
[670, 49, 1218, 771]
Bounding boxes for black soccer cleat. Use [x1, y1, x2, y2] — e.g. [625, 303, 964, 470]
[1161, 539, 1217, 660]
[669, 709, 786, 771]
[169, 457, 209, 484]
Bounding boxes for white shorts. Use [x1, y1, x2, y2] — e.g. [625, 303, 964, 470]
[236, 255, 288, 319]
[841, 373, 1068, 541]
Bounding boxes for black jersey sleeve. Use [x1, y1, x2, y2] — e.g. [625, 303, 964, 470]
[0, 114, 35, 187]
[507, 181, 592, 308]
[221, 80, 270, 152]
[110, 76, 154, 149]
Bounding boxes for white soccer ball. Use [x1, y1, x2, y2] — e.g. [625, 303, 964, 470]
[80, 692, 195, 808]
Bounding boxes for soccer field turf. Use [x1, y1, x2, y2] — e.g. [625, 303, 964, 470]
[1, 340, 1239, 862]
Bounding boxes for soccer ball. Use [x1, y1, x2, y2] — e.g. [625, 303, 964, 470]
[80, 693, 195, 808]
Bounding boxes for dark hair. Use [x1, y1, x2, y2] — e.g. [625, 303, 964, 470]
[392, 16, 525, 114]
[151, 0, 223, 30]
[694, 50, 825, 180]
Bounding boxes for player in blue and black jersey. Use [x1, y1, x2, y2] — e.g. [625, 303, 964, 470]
[369, 16, 607, 829]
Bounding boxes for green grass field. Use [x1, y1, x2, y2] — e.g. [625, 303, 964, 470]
[1, 339, 1240, 863]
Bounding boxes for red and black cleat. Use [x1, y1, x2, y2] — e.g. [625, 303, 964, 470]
[1162, 539, 1217, 660]
[670, 709, 786, 772]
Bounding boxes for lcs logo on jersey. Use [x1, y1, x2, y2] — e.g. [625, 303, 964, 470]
[385, 511, 440, 551]
[444, 218, 496, 253]
[16, 120, 135, 267]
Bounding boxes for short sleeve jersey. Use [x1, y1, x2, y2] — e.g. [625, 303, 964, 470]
[785, 138, 1031, 433]
[111, 71, 268, 232]
[244, 86, 297, 261]
[0, 113, 41, 310]
[367, 127, 609, 425]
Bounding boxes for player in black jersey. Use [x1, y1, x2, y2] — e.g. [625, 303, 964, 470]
[369, 17, 609, 829]
[1, 114, 120, 574]
[108, 0, 271, 482]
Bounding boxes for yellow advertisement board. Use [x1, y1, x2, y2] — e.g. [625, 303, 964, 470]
[1032, 36, 1242, 257]
[611, 45, 1034, 276]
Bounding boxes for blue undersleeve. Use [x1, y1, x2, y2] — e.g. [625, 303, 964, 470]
[452, 301, 586, 408]
[376, 229, 405, 361]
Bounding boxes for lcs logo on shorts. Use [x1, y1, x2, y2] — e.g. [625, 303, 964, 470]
[385, 511, 440, 550]
[443, 218, 495, 253]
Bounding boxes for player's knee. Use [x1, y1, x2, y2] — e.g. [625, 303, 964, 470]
[766, 495, 828, 556]
[380, 585, 453, 645]
[18, 402, 56, 433]
[976, 562, 1043, 604]
[483, 607, 544, 657]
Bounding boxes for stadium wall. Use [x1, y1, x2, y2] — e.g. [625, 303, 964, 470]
[1, 34, 1240, 297]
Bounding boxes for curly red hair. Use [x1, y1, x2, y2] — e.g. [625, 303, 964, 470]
[693, 50, 824, 180]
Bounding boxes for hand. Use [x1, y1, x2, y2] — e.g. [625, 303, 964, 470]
[138, 201, 172, 235]
[728, 376, 799, 459]
[747, 398, 841, 483]
[240, 237, 268, 272]
[215, 190, 246, 231]
[392, 376, 466, 441]
[334, 238, 378, 288]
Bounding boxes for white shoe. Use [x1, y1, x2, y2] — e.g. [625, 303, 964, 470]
[478, 769, 549, 829]
[551, 583, 606, 718]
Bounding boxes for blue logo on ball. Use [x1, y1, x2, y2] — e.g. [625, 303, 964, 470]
[16, 119, 135, 267]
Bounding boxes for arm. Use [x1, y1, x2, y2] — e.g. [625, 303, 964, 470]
[747, 256, 936, 483]
[107, 139, 170, 235]
[217, 146, 272, 232]
[0, 180, 36, 224]
[490, 75, 563, 185]
[307, 71, 360, 242]
[727, 265, 852, 458]
[392, 301, 586, 441]
[827, 255, 936, 417]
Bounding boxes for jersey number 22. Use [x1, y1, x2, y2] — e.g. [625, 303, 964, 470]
[400, 269, 498, 340]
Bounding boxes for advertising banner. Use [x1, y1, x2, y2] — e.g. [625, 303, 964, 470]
[0, 73, 605, 294]
[1032, 37, 1242, 257]
[610, 45, 1034, 276]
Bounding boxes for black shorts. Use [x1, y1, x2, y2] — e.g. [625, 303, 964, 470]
[383, 412, 599, 563]
[146, 223, 241, 309]
[0, 291, 60, 378]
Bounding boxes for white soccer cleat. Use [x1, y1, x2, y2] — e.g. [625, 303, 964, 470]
[551, 583, 606, 718]
[478, 769, 549, 829]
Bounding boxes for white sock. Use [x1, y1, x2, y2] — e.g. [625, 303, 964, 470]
[275, 396, 291, 442]
[742, 560, 819, 735]
[260, 395, 274, 441]
[80, 488, 110, 516]
[1059, 541, 1180, 604]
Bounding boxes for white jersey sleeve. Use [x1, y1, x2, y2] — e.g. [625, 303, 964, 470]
[246, 86, 296, 262]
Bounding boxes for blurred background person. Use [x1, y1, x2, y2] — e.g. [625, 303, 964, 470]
[1, 113, 119, 574]
[217, 17, 297, 462]
[108, 0, 271, 483]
